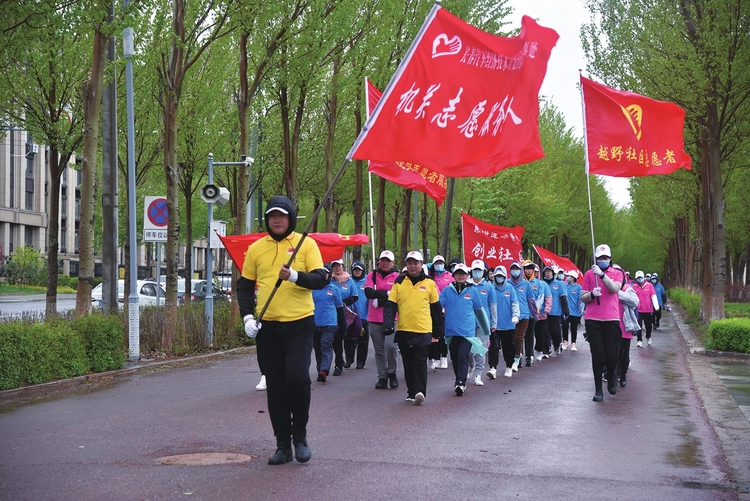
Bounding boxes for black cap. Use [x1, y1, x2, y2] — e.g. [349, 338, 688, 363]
[351, 260, 365, 271]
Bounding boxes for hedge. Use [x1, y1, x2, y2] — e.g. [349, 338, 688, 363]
[709, 318, 750, 354]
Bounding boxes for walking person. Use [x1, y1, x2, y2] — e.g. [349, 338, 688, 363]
[633, 270, 660, 347]
[580, 244, 625, 402]
[330, 259, 358, 376]
[440, 263, 491, 396]
[562, 271, 583, 351]
[527, 262, 551, 362]
[542, 265, 569, 355]
[617, 274, 640, 388]
[650, 273, 667, 329]
[383, 251, 444, 405]
[312, 264, 346, 383]
[236, 195, 327, 464]
[509, 261, 537, 371]
[468, 260, 496, 386]
[364, 250, 401, 390]
[345, 260, 369, 369]
[489, 265, 520, 379]
[428, 255, 453, 370]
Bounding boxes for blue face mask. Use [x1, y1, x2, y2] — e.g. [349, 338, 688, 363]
[494, 276, 506, 286]
[510, 269, 521, 279]
[433, 264, 444, 273]
[597, 260, 611, 270]
[651, 279, 657, 284]
[557, 273, 565, 281]
[472, 270, 484, 280]
[637, 277, 645, 284]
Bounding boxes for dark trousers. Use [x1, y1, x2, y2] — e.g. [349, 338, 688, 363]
[534, 318, 548, 353]
[488, 331, 501, 369]
[256, 316, 314, 440]
[514, 319, 528, 358]
[524, 317, 537, 358]
[313, 326, 336, 373]
[562, 315, 581, 344]
[636, 312, 654, 341]
[492, 329, 516, 368]
[333, 327, 345, 369]
[344, 320, 369, 368]
[449, 336, 472, 385]
[429, 336, 448, 360]
[548, 315, 562, 352]
[585, 319, 621, 393]
[617, 338, 632, 380]
[396, 332, 431, 398]
[654, 308, 662, 328]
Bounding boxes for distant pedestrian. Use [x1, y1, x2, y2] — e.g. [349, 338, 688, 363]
[508, 261, 536, 371]
[633, 270, 659, 346]
[330, 259, 358, 375]
[489, 265, 520, 379]
[562, 271, 583, 351]
[345, 260, 369, 369]
[468, 259, 496, 386]
[650, 273, 667, 329]
[364, 250, 401, 390]
[428, 255, 453, 370]
[312, 264, 346, 383]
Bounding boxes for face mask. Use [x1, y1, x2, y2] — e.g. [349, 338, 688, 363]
[637, 277, 644, 284]
[511, 269, 521, 279]
[433, 264, 444, 273]
[494, 276, 506, 286]
[651, 279, 657, 284]
[557, 273, 564, 281]
[597, 260, 611, 270]
[566, 277, 574, 284]
[543, 275, 553, 283]
[472, 270, 484, 280]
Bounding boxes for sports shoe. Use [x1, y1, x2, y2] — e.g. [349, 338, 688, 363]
[562, 341, 569, 351]
[511, 359, 519, 372]
[429, 359, 437, 370]
[474, 375, 484, 386]
[455, 384, 465, 396]
[387, 373, 399, 389]
[636, 341, 643, 348]
[504, 367, 513, 378]
[343, 361, 352, 369]
[414, 392, 425, 405]
[556, 345, 563, 355]
[405, 396, 415, 403]
[440, 357, 448, 369]
[467, 366, 474, 379]
[571, 343, 577, 351]
[487, 368, 497, 380]
[333, 366, 343, 376]
[525, 356, 533, 367]
[535, 351, 543, 361]
[255, 375, 267, 391]
[317, 370, 327, 383]
[375, 378, 387, 389]
[647, 338, 652, 345]
[542, 353, 550, 359]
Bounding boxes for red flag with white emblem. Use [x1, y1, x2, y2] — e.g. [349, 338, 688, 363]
[461, 213, 524, 272]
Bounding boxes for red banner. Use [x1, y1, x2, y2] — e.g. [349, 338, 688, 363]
[366, 79, 448, 207]
[582, 76, 691, 177]
[350, 6, 558, 178]
[218, 233, 370, 271]
[533, 245, 583, 280]
[461, 213, 524, 271]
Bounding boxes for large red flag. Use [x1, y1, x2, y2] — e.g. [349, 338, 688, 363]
[533, 245, 583, 280]
[461, 213, 524, 272]
[350, 6, 558, 178]
[366, 79, 448, 207]
[218, 233, 370, 271]
[582, 76, 692, 177]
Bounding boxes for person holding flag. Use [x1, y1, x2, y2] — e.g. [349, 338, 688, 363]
[489, 265, 520, 378]
[562, 271, 583, 351]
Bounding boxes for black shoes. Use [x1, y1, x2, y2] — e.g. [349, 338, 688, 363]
[525, 356, 533, 367]
[356, 364, 365, 369]
[268, 439, 293, 465]
[619, 378, 627, 388]
[333, 366, 343, 376]
[592, 391, 603, 402]
[317, 370, 327, 383]
[607, 381, 617, 395]
[343, 361, 352, 368]
[387, 373, 399, 389]
[375, 378, 388, 389]
[293, 433, 312, 463]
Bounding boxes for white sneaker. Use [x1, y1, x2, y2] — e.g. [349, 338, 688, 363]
[487, 368, 497, 380]
[467, 366, 474, 379]
[474, 375, 484, 386]
[636, 341, 643, 348]
[429, 359, 437, 370]
[440, 357, 448, 369]
[562, 341, 568, 350]
[414, 392, 425, 405]
[511, 360, 519, 372]
[255, 375, 267, 391]
[535, 351, 543, 361]
[504, 367, 513, 378]
[571, 343, 577, 352]
[647, 338, 652, 345]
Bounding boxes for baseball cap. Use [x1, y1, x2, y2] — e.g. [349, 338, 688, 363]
[378, 250, 395, 261]
[470, 259, 485, 270]
[405, 250, 423, 262]
[564, 270, 578, 278]
[494, 265, 507, 277]
[594, 244, 611, 258]
[432, 255, 446, 264]
[264, 204, 289, 215]
[522, 259, 534, 268]
[351, 260, 365, 271]
[331, 259, 344, 266]
[652, 273, 658, 278]
[635, 270, 644, 278]
[453, 263, 470, 275]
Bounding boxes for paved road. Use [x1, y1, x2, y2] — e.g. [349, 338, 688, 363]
[1, 310, 749, 501]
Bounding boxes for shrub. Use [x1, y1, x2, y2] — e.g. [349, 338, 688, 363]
[708, 318, 750, 354]
[668, 288, 701, 322]
[67, 313, 125, 372]
[4, 246, 48, 287]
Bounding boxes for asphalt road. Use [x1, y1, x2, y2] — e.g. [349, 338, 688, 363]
[1, 310, 749, 501]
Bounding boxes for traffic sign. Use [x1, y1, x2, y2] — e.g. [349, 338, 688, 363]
[143, 196, 168, 242]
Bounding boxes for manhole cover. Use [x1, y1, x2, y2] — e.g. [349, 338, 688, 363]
[157, 453, 255, 465]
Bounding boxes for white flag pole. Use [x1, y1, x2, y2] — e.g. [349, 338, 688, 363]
[580, 70, 600, 302]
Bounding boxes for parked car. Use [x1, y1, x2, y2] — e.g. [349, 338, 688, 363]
[91, 280, 166, 308]
[179, 280, 228, 303]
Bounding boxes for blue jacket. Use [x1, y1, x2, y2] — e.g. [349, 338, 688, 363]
[545, 278, 569, 316]
[566, 282, 583, 317]
[313, 282, 343, 327]
[509, 277, 535, 319]
[333, 276, 358, 306]
[653, 282, 666, 306]
[493, 281, 520, 330]
[471, 278, 497, 332]
[352, 275, 369, 321]
[440, 283, 487, 337]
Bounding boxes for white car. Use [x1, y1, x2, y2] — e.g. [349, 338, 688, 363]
[91, 280, 166, 308]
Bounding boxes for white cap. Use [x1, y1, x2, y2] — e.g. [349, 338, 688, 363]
[432, 254, 446, 264]
[494, 265, 507, 277]
[594, 244, 611, 258]
[470, 259, 485, 270]
[652, 273, 658, 278]
[564, 270, 578, 278]
[331, 259, 344, 265]
[378, 250, 395, 261]
[264, 206, 289, 215]
[405, 250, 423, 262]
[635, 270, 644, 278]
[453, 263, 470, 275]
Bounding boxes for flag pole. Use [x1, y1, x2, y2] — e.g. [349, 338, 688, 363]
[367, 171, 377, 271]
[580, 69, 600, 303]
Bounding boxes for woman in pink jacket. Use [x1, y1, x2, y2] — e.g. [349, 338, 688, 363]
[632, 270, 660, 347]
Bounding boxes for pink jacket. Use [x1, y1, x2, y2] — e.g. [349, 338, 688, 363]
[633, 281, 657, 313]
[364, 269, 400, 323]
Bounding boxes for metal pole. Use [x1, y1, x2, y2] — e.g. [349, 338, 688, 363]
[102, 0, 118, 312]
[155, 242, 161, 306]
[123, 6, 139, 361]
[412, 189, 418, 252]
[440, 177, 455, 258]
[205, 153, 215, 346]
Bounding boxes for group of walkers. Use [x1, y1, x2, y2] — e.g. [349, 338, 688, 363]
[235, 194, 667, 465]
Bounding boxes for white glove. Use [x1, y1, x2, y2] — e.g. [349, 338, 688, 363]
[372, 298, 378, 308]
[244, 314, 261, 338]
[591, 264, 603, 277]
[591, 287, 602, 297]
[287, 267, 298, 283]
[511, 316, 519, 325]
[386, 290, 390, 297]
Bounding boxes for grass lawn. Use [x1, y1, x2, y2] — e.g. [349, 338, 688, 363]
[0, 284, 76, 295]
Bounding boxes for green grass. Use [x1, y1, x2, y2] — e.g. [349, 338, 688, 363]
[725, 302, 750, 319]
[0, 284, 76, 295]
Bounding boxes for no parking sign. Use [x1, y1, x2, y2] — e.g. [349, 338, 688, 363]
[143, 196, 168, 242]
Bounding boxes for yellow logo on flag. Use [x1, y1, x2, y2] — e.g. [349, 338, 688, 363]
[620, 104, 643, 140]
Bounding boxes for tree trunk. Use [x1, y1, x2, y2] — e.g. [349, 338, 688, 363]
[324, 58, 339, 233]
[45, 150, 62, 318]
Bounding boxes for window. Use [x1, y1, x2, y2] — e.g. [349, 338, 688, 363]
[25, 141, 34, 211]
[69, 260, 79, 277]
[61, 186, 67, 218]
[24, 226, 33, 247]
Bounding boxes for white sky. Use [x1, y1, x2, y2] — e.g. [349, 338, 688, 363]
[505, 0, 632, 208]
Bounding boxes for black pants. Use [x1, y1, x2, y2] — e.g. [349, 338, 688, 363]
[636, 312, 654, 341]
[562, 315, 581, 344]
[654, 308, 662, 328]
[617, 337, 632, 380]
[524, 317, 537, 358]
[344, 320, 369, 368]
[548, 315, 562, 352]
[534, 318, 548, 353]
[449, 336, 472, 385]
[429, 336, 448, 360]
[585, 319, 621, 393]
[333, 326, 345, 369]
[256, 316, 314, 440]
[396, 332, 431, 398]
[493, 329, 515, 369]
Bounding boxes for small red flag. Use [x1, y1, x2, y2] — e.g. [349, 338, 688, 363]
[218, 233, 370, 270]
[350, 6, 558, 178]
[582, 76, 692, 177]
[533, 245, 583, 280]
[461, 213, 524, 271]
[366, 79, 448, 207]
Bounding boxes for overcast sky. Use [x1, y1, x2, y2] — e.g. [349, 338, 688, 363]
[505, 0, 632, 208]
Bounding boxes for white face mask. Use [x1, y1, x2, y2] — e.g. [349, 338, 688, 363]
[472, 270, 484, 280]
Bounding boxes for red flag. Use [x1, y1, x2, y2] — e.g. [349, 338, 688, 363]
[366, 78, 448, 207]
[461, 213, 524, 271]
[582, 76, 692, 177]
[218, 233, 370, 271]
[350, 6, 559, 178]
[533, 245, 583, 280]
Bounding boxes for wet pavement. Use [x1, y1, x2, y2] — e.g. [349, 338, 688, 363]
[1, 309, 749, 501]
